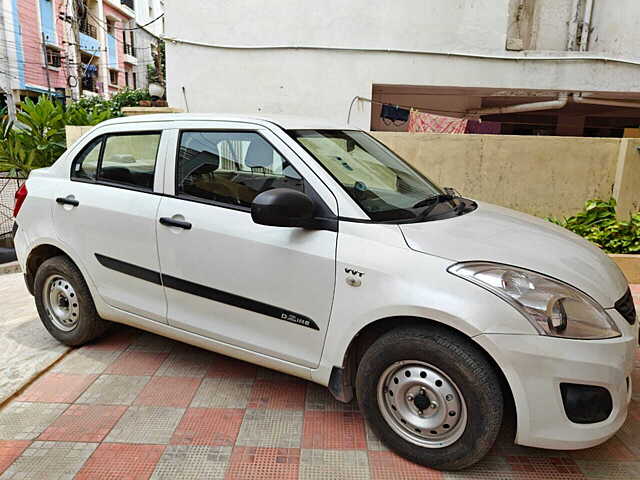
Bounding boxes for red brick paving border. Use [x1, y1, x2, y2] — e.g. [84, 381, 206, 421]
[15, 373, 97, 403]
[226, 447, 300, 480]
[38, 404, 127, 442]
[247, 380, 307, 410]
[75, 443, 166, 480]
[206, 353, 257, 378]
[170, 407, 245, 446]
[302, 411, 367, 450]
[0, 441, 30, 475]
[133, 376, 201, 408]
[104, 351, 168, 376]
[368, 450, 443, 480]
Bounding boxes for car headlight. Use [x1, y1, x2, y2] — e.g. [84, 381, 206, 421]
[448, 262, 620, 339]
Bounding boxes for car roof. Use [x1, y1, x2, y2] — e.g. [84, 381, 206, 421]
[98, 113, 353, 131]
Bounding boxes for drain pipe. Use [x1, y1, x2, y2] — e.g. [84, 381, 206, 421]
[467, 93, 569, 117]
[579, 0, 594, 52]
[573, 93, 640, 108]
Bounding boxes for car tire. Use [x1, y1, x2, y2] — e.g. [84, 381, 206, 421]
[34, 255, 109, 346]
[355, 325, 503, 471]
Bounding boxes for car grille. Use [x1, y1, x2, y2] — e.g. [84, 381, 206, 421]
[615, 288, 636, 325]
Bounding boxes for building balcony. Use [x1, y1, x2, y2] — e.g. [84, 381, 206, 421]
[79, 21, 98, 39]
[121, 0, 134, 9]
[79, 32, 101, 57]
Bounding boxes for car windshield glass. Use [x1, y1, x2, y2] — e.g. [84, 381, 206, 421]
[289, 129, 443, 221]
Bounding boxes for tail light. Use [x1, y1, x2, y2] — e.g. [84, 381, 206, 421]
[13, 183, 27, 217]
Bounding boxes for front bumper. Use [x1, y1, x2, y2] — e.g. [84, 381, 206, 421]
[475, 310, 638, 450]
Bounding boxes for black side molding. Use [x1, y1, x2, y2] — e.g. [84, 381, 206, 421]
[94, 253, 319, 331]
[159, 217, 192, 230]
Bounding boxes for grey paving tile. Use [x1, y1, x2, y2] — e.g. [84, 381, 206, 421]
[0, 441, 97, 479]
[155, 350, 212, 378]
[105, 406, 185, 444]
[575, 460, 640, 479]
[128, 333, 179, 353]
[52, 349, 121, 374]
[300, 449, 370, 480]
[191, 377, 254, 408]
[365, 423, 388, 451]
[150, 445, 231, 479]
[76, 375, 149, 405]
[236, 409, 303, 448]
[0, 402, 68, 440]
[305, 383, 358, 412]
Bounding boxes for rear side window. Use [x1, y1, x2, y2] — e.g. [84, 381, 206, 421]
[71, 132, 161, 191]
[176, 131, 304, 208]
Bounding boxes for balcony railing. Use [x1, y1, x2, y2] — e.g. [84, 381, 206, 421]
[79, 21, 98, 39]
[121, 0, 134, 10]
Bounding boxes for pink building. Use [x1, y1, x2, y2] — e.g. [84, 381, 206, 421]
[0, 0, 138, 108]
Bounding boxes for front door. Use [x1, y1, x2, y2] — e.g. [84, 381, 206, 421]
[52, 129, 168, 323]
[156, 128, 337, 367]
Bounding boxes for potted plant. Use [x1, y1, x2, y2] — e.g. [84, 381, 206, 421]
[147, 41, 165, 99]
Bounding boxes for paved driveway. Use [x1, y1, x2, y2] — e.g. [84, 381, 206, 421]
[0, 277, 638, 479]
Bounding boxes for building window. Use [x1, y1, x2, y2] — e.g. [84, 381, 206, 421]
[109, 70, 119, 85]
[46, 47, 61, 68]
[132, 72, 137, 89]
[125, 71, 129, 87]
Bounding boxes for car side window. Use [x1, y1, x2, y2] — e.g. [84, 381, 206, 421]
[71, 137, 102, 181]
[176, 131, 304, 208]
[98, 133, 161, 190]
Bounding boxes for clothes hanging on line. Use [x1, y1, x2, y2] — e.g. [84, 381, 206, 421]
[380, 104, 410, 125]
[465, 120, 502, 134]
[408, 109, 468, 134]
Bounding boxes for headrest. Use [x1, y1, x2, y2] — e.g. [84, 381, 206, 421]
[182, 150, 220, 179]
[245, 139, 274, 169]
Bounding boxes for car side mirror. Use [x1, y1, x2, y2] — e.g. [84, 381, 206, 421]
[251, 188, 314, 228]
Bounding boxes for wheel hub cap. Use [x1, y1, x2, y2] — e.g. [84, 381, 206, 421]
[43, 275, 79, 332]
[377, 360, 467, 448]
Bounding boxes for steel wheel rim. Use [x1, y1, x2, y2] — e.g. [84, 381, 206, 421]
[43, 275, 79, 332]
[377, 360, 467, 448]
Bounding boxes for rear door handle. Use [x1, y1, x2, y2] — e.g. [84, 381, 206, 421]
[159, 217, 192, 230]
[56, 197, 79, 207]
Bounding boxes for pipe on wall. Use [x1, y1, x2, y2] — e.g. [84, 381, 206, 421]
[573, 93, 640, 109]
[579, 0, 594, 52]
[467, 93, 569, 116]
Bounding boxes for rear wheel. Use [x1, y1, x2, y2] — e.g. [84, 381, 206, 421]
[355, 326, 503, 471]
[34, 256, 108, 346]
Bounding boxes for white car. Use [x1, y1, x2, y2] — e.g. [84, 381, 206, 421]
[12, 114, 638, 470]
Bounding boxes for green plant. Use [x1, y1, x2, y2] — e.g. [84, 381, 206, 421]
[68, 88, 151, 118]
[17, 97, 67, 164]
[548, 198, 640, 254]
[147, 41, 165, 86]
[65, 103, 113, 126]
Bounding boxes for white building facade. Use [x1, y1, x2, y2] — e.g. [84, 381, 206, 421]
[165, 0, 640, 136]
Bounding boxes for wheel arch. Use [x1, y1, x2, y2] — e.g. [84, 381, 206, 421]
[25, 243, 83, 295]
[330, 315, 517, 430]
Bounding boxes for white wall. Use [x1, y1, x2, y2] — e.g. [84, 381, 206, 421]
[135, 0, 164, 37]
[165, 0, 640, 129]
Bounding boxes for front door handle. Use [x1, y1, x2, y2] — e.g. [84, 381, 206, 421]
[159, 217, 192, 230]
[56, 197, 79, 207]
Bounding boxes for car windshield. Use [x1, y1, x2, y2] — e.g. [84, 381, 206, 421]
[289, 129, 444, 221]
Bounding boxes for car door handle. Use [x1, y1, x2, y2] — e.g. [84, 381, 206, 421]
[159, 217, 192, 230]
[56, 197, 79, 207]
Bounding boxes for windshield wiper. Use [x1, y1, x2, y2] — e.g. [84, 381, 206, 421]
[412, 193, 454, 209]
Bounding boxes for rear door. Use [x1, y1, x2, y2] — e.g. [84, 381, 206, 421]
[155, 123, 339, 367]
[52, 125, 169, 323]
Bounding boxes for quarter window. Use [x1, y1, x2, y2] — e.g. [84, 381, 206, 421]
[71, 132, 161, 191]
[71, 138, 101, 180]
[176, 131, 304, 208]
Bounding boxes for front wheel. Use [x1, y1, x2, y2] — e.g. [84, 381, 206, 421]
[355, 326, 503, 471]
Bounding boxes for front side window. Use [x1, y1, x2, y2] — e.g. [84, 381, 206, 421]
[289, 130, 444, 221]
[71, 132, 161, 191]
[176, 131, 304, 208]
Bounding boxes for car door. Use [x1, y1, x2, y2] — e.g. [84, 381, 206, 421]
[52, 126, 169, 323]
[156, 125, 338, 367]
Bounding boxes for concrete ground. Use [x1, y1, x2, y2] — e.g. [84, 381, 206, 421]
[0, 273, 638, 479]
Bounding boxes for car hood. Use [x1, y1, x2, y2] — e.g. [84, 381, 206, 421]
[399, 202, 628, 308]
